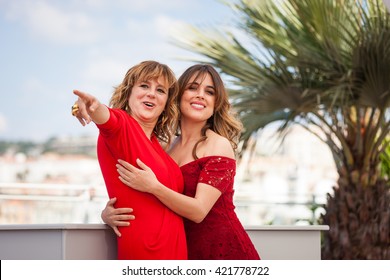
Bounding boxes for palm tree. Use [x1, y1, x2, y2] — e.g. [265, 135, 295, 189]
[174, 0, 390, 259]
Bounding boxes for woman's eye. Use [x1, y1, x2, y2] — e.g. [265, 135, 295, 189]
[157, 88, 166, 94]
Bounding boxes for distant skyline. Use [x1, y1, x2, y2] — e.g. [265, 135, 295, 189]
[0, 0, 235, 141]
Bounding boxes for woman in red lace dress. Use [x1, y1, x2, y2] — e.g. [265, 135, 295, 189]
[107, 64, 260, 260]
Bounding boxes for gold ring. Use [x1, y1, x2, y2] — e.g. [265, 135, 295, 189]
[71, 102, 79, 116]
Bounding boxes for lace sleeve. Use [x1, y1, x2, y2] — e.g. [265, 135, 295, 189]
[198, 157, 236, 193]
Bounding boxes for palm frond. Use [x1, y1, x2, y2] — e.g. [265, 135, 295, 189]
[173, 0, 390, 167]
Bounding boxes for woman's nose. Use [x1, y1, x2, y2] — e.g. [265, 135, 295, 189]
[146, 89, 157, 97]
[196, 89, 205, 98]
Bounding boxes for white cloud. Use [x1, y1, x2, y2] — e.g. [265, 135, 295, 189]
[0, 0, 234, 141]
[154, 16, 186, 39]
[111, 0, 193, 13]
[78, 57, 129, 101]
[82, 58, 126, 83]
[3, 0, 101, 44]
[18, 77, 50, 106]
[22, 77, 46, 93]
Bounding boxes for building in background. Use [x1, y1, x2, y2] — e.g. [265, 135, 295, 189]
[235, 125, 338, 225]
[0, 125, 337, 225]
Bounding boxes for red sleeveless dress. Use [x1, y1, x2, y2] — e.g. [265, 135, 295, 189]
[181, 156, 260, 260]
[96, 108, 187, 259]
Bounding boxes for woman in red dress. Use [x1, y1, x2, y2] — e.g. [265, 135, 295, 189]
[72, 61, 187, 260]
[106, 64, 260, 260]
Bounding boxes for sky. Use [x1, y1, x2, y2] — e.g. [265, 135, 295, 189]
[0, 0, 236, 142]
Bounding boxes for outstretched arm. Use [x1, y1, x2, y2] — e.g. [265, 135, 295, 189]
[116, 159, 222, 223]
[101, 197, 135, 237]
[72, 89, 110, 125]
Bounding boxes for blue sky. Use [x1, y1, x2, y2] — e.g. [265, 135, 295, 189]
[0, 0, 235, 141]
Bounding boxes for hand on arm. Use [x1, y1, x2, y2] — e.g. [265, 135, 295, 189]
[117, 159, 161, 193]
[117, 159, 221, 223]
[101, 197, 135, 237]
[73, 89, 109, 125]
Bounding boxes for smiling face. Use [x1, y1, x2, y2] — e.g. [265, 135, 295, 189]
[127, 77, 169, 125]
[179, 72, 215, 123]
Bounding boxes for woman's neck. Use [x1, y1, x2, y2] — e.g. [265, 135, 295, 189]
[131, 114, 156, 140]
[179, 119, 206, 144]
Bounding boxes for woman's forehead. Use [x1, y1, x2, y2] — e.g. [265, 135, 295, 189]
[189, 72, 213, 85]
[137, 75, 169, 85]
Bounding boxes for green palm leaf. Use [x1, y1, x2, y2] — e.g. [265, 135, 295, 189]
[174, 0, 390, 259]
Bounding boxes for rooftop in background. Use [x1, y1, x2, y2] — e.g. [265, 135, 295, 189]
[0, 124, 337, 226]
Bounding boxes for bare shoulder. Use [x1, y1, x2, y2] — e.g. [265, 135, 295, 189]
[204, 130, 235, 159]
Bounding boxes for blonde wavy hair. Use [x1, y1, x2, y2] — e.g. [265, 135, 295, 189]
[109, 60, 179, 145]
[177, 64, 243, 158]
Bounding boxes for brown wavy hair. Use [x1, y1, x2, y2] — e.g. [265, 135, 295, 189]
[109, 60, 179, 145]
[177, 64, 242, 158]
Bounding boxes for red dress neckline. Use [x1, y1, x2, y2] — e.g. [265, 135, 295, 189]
[180, 155, 236, 169]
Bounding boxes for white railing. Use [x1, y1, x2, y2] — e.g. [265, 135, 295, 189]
[0, 182, 107, 224]
[0, 182, 327, 225]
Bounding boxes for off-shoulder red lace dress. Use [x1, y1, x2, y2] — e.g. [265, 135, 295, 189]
[181, 156, 260, 260]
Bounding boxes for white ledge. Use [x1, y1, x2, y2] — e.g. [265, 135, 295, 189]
[245, 225, 329, 231]
[0, 223, 109, 230]
[0, 223, 328, 231]
[0, 223, 329, 260]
